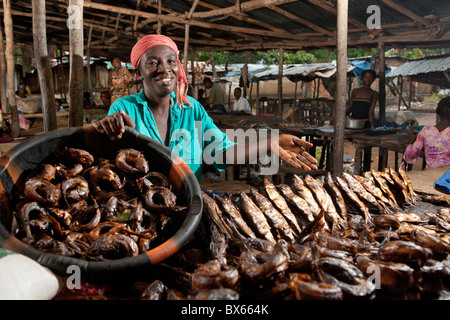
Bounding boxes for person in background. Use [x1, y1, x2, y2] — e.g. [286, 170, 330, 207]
[108, 57, 133, 104]
[16, 84, 28, 98]
[346, 69, 379, 129]
[232, 87, 252, 114]
[100, 90, 111, 109]
[404, 96, 450, 168]
[197, 88, 207, 107]
[55, 99, 63, 111]
[203, 77, 226, 110]
[18, 77, 31, 96]
[91, 34, 318, 182]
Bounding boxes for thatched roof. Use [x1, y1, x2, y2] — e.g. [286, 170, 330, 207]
[3, 0, 450, 62]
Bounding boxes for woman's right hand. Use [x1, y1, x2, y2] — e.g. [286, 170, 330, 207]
[91, 111, 135, 140]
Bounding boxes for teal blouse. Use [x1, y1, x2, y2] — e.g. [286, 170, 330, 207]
[108, 90, 235, 181]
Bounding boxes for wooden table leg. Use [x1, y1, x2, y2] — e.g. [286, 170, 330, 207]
[363, 147, 372, 172]
[354, 145, 363, 175]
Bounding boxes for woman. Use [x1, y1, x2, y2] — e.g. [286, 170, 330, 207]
[92, 35, 317, 181]
[346, 69, 379, 129]
[404, 97, 450, 168]
[108, 57, 133, 104]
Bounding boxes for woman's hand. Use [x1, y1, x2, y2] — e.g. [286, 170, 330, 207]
[271, 134, 318, 171]
[91, 111, 135, 140]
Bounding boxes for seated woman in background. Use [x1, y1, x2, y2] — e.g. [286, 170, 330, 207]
[404, 96, 450, 168]
[346, 69, 379, 129]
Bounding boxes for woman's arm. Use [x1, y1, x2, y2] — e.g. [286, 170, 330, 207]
[224, 134, 318, 172]
[403, 130, 424, 165]
[368, 91, 378, 129]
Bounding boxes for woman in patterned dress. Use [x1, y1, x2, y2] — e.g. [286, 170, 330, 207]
[108, 57, 133, 104]
[404, 97, 450, 168]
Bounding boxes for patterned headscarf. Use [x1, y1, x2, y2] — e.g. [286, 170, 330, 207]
[130, 34, 191, 108]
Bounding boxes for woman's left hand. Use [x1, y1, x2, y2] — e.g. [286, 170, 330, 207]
[271, 134, 318, 171]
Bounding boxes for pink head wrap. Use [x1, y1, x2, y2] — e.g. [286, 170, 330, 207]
[130, 34, 191, 108]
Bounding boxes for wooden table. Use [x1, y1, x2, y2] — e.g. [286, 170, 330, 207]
[345, 131, 425, 175]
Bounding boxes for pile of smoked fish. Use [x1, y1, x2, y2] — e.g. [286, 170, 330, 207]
[12, 147, 186, 261]
[137, 163, 450, 300]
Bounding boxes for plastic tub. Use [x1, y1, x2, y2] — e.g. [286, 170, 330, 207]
[0, 125, 202, 279]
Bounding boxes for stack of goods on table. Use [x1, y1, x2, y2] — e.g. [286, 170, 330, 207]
[140, 163, 450, 300]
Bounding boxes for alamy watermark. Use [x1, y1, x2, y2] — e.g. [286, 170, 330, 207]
[170, 123, 280, 175]
[366, 5, 381, 30]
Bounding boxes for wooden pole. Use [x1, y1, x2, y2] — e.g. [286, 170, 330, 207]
[86, 26, 93, 102]
[68, 0, 84, 127]
[191, 47, 195, 98]
[277, 48, 283, 119]
[183, 24, 190, 80]
[0, 18, 7, 127]
[378, 41, 386, 126]
[332, 0, 348, 177]
[32, 0, 57, 132]
[3, 0, 19, 137]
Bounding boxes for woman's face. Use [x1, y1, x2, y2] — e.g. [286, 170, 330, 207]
[136, 45, 179, 99]
[362, 72, 375, 87]
[112, 58, 122, 69]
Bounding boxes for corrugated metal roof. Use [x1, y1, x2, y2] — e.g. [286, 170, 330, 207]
[387, 55, 450, 77]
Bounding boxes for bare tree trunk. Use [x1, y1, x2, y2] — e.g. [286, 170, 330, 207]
[3, 0, 19, 137]
[33, 0, 57, 132]
[332, 0, 348, 177]
[69, 0, 84, 127]
[0, 19, 7, 128]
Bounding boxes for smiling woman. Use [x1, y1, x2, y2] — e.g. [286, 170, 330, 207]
[91, 34, 318, 182]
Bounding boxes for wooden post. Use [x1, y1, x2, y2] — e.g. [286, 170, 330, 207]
[86, 26, 93, 102]
[292, 81, 298, 122]
[378, 41, 386, 126]
[32, 0, 57, 132]
[332, 0, 348, 177]
[3, 0, 19, 137]
[183, 24, 190, 78]
[69, 0, 84, 127]
[277, 48, 283, 119]
[243, 51, 249, 97]
[256, 80, 260, 115]
[0, 18, 7, 127]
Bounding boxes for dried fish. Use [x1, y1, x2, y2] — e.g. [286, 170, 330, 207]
[250, 188, 295, 242]
[343, 172, 390, 214]
[263, 179, 303, 236]
[353, 174, 398, 211]
[215, 194, 256, 239]
[388, 167, 412, 205]
[324, 172, 347, 221]
[291, 174, 321, 217]
[398, 162, 421, 203]
[304, 175, 347, 231]
[289, 274, 343, 300]
[239, 192, 276, 243]
[276, 184, 311, 226]
[335, 176, 371, 224]
[379, 240, 429, 268]
[370, 170, 400, 209]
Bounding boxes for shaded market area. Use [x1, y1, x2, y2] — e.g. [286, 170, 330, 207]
[0, 0, 449, 303]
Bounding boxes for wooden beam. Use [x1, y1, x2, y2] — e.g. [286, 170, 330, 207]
[381, 0, 430, 26]
[192, 0, 296, 18]
[378, 41, 386, 126]
[267, 5, 335, 37]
